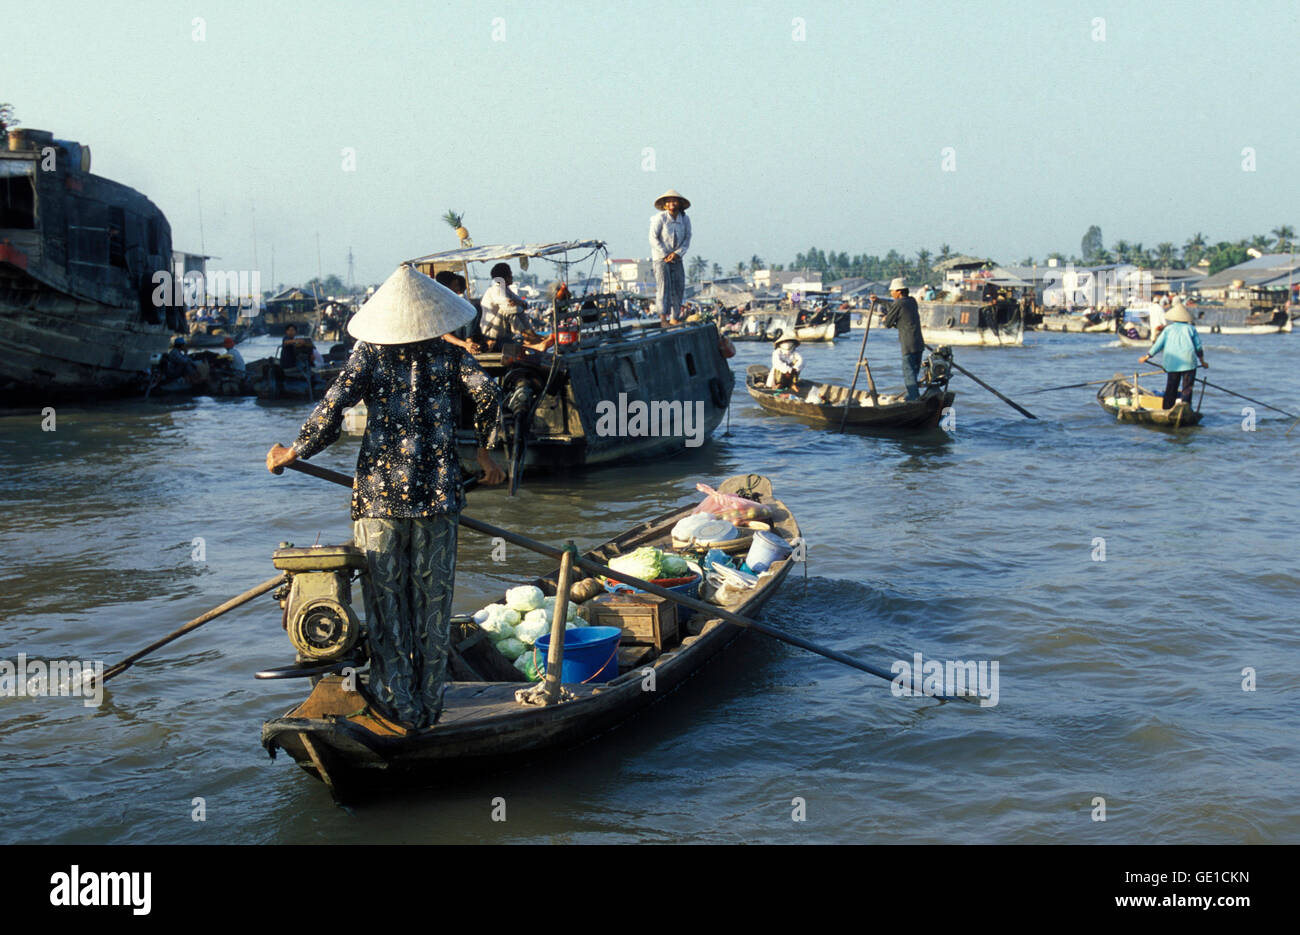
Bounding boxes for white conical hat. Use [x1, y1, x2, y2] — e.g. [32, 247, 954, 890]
[347, 263, 475, 345]
[1166, 300, 1192, 324]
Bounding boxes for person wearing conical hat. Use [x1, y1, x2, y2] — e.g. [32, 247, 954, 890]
[649, 189, 691, 324]
[766, 334, 803, 389]
[1139, 299, 1207, 410]
[875, 277, 925, 400]
[266, 263, 506, 729]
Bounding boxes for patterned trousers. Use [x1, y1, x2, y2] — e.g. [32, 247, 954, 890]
[655, 259, 686, 320]
[353, 515, 459, 728]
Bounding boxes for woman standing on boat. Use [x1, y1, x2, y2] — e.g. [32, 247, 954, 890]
[265, 264, 506, 729]
[649, 189, 692, 323]
[1139, 299, 1207, 410]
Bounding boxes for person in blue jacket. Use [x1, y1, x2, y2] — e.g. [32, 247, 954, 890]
[1139, 300, 1208, 409]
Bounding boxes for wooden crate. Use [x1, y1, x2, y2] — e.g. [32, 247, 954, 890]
[586, 593, 678, 649]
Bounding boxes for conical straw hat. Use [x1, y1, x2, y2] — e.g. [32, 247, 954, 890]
[654, 189, 691, 210]
[1166, 300, 1192, 324]
[347, 263, 475, 345]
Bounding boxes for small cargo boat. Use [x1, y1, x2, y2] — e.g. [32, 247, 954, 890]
[1096, 374, 1203, 427]
[744, 348, 956, 431]
[260, 474, 799, 801]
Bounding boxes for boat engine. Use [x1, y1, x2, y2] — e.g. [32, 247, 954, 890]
[923, 345, 953, 388]
[271, 544, 367, 662]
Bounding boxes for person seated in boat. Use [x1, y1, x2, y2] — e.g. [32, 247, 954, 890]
[159, 335, 201, 384]
[1139, 299, 1208, 409]
[220, 336, 246, 372]
[767, 336, 802, 389]
[280, 324, 315, 372]
[266, 263, 506, 730]
[434, 271, 482, 354]
[480, 263, 556, 353]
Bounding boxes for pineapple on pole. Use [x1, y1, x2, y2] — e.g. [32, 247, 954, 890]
[443, 210, 472, 247]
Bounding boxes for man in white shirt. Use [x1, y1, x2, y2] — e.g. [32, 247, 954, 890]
[649, 189, 692, 323]
[767, 336, 802, 389]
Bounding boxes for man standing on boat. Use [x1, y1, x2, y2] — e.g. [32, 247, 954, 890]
[877, 277, 924, 400]
[649, 189, 691, 324]
[1139, 299, 1207, 409]
[265, 264, 506, 729]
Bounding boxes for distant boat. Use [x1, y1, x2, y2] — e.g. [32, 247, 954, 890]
[745, 363, 954, 431]
[915, 299, 1026, 346]
[0, 129, 184, 401]
[1097, 375, 1202, 428]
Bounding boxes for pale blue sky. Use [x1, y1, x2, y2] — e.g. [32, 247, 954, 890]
[5, 0, 1297, 284]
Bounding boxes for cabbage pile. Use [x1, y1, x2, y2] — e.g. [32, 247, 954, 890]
[471, 586, 588, 681]
[607, 546, 691, 581]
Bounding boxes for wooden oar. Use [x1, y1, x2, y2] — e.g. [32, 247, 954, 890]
[280, 461, 978, 703]
[100, 574, 287, 684]
[1145, 364, 1300, 419]
[1025, 371, 1165, 394]
[838, 307, 876, 432]
[927, 345, 1037, 419]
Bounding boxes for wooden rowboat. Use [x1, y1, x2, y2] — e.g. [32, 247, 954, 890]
[1096, 375, 1203, 428]
[261, 474, 799, 801]
[745, 364, 954, 430]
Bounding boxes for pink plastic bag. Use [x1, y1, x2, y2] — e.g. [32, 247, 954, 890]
[693, 484, 771, 522]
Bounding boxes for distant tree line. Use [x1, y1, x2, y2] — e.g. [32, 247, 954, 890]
[688, 224, 1297, 285]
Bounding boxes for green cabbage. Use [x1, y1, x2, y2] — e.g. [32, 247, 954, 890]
[481, 616, 516, 642]
[659, 552, 689, 577]
[515, 617, 549, 646]
[608, 546, 663, 581]
[497, 637, 526, 661]
[506, 585, 544, 612]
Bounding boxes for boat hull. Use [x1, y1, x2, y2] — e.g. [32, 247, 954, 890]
[916, 302, 1025, 346]
[1097, 377, 1203, 428]
[745, 365, 954, 430]
[261, 474, 798, 798]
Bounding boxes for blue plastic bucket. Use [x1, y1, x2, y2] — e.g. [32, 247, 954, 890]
[533, 626, 623, 684]
[745, 530, 793, 573]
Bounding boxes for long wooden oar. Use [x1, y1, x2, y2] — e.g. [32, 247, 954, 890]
[1025, 372, 1165, 394]
[838, 308, 876, 432]
[1145, 364, 1300, 419]
[281, 460, 977, 703]
[100, 574, 286, 684]
[927, 344, 1037, 419]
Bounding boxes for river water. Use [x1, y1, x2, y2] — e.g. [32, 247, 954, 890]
[2, 330, 1297, 844]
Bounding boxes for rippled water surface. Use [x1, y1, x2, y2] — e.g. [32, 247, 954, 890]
[2, 331, 1297, 843]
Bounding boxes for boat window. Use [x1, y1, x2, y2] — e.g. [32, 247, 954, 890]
[0, 172, 36, 229]
[68, 201, 109, 268]
[684, 352, 697, 377]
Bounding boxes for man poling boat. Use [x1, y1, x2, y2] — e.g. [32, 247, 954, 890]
[1138, 299, 1208, 411]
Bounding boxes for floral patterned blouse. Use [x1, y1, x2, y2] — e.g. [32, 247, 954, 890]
[292, 340, 502, 519]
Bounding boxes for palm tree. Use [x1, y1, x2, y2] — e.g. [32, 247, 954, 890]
[711, 263, 723, 279]
[915, 248, 933, 283]
[1184, 232, 1207, 266]
[733, 261, 747, 278]
[1271, 225, 1295, 252]
[1154, 243, 1176, 268]
[1250, 234, 1272, 252]
[1112, 239, 1131, 264]
[688, 256, 708, 282]
[750, 254, 764, 272]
